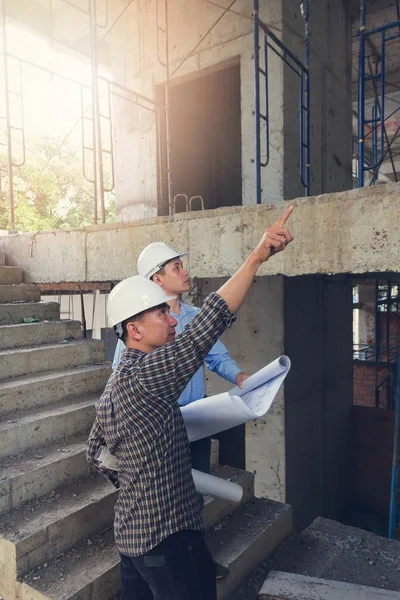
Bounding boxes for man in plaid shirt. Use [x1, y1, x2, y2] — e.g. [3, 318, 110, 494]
[87, 206, 294, 600]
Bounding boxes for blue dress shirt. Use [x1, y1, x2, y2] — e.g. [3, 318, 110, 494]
[112, 301, 242, 406]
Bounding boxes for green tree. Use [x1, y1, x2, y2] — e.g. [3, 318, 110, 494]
[0, 139, 116, 232]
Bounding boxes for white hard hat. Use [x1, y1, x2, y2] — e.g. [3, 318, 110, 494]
[108, 275, 176, 327]
[137, 242, 188, 279]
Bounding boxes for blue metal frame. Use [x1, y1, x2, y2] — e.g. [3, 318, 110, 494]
[357, 0, 400, 187]
[253, 0, 310, 204]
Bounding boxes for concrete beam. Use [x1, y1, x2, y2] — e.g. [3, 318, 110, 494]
[0, 183, 399, 283]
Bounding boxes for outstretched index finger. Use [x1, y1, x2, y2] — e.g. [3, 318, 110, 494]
[276, 205, 294, 227]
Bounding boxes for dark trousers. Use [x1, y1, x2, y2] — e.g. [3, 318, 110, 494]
[190, 437, 211, 511]
[190, 436, 211, 474]
[120, 530, 216, 600]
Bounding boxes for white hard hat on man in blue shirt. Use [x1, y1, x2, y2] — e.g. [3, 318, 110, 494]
[137, 242, 188, 280]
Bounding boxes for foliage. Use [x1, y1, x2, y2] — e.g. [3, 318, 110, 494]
[0, 139, 116, 232]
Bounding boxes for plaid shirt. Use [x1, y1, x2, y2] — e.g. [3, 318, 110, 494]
[87, 293, 235, 557]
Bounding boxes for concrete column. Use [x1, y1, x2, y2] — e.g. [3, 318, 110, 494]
[108, 0, 353, 221]
[284, 275, 353, 530]
[357, 282, 376, 347]
[201, 274, 353, 530]
[202, 276, 285, 500]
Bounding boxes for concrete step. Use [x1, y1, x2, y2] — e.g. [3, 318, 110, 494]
[0, 300, 60, 326]
[0, 252, 5, 266]
[0, 475, 118, 583]
[259, 571, 400, 599]
[0, 395, 97, 460]
[18, 495, 292, 600]
[0, 363, 111, 418]
[270, 516, 400, 593]
[0, 338, 105, 380]
[17, 467, 255, 600]
[207, 498, 292, 600]
[203, 465, 255, 530]
[0, 319, 81, 351]
[0, 284, 41, 303]
[20, 528, 120, 600]
[0, 435, 92, 516]
[0, 265, 23, 285]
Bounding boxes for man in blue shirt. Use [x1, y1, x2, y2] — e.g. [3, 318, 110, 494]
[112, 243, 249, 471]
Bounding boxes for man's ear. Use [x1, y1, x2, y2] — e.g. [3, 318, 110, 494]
[126, 320, 142, 341]
[152, 273, 163, 287]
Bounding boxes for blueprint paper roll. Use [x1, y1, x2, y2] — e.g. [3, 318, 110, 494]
[182, 355, 291, 442]
[96, 447, 242, 502]
[192, 469, 243, 503]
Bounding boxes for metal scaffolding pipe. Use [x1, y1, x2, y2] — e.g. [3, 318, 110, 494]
[89, 0, 105, 223]
[1, 0, 15, 231]
[253, 0, 262, 204]
[357, 0, 366, 187]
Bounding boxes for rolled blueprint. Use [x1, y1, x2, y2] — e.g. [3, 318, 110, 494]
[192, 469, 243, 503]
[182, 355, 291, 442]
[95, 356, 291, 503]
[96, 446, 243, 502]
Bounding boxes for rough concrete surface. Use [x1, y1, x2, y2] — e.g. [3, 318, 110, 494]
[0, 364, 111, 417]
[0, 474, 117, 578]
[0, 301, 59, 326]
[0, 266, 23, 285]
[0, 395, 97, 459]
[21, 527, 120, 600]
[0, 435, 91, 515]
[0, 183, 399, 284]
[0, 320, 81, 351]
[228, 516, 400, 599]
[259, 571, 400, 599]
[0, 339, 105, 380]
[208, 497, 292, 600]
[0, 285, 40, 303]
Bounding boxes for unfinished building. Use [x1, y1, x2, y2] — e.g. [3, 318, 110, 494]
[0, 0, 399, 599]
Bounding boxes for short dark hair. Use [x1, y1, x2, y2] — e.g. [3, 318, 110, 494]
[151, 264, 166, 279]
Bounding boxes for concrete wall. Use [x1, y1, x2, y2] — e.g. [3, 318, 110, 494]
[0, 183, 399, 284]
[108, 0, 284, 219]
[283, 0, 353, 199]
[107, 0, 352, 220]
[202, 276, 286, 502]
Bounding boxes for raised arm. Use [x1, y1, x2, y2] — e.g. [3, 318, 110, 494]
[217, 205, 294, 313]
[137, 206, 294, 403]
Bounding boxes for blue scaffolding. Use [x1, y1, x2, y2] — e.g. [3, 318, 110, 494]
[253, 0, 310, 204]
[357, 0, 400, 187]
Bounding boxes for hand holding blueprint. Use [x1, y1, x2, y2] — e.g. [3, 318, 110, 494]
[96, 355, 290, 502]
[181, 355, 291, 442]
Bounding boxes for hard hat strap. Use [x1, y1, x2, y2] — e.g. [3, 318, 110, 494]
[114, 323, 124, 339]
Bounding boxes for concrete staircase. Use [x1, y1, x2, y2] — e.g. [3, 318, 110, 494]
[0, 252, 292, 600]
